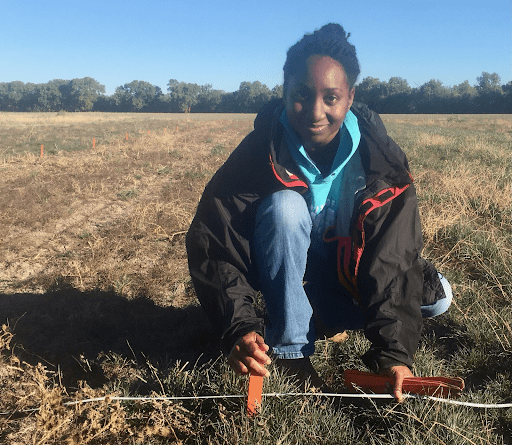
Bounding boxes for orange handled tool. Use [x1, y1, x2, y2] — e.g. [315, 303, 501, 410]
[247, 374, 264, 416]
[344, 369, 464, 398]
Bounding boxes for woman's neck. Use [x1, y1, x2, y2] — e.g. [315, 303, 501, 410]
[305, 131, 340, 177]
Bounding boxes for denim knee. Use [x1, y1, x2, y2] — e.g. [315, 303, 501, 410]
[421, 273, 453, 318]
[256, 189, 311, 234]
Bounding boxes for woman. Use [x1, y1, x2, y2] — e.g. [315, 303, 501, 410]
[186, 23, 452, 400]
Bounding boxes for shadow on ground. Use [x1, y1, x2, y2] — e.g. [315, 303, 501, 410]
[0, 285, 219, 388]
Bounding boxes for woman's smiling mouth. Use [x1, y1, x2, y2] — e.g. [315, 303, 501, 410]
[307, 125, 327, 133]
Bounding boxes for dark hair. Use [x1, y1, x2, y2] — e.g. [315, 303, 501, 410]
[283, 23, 360, 93]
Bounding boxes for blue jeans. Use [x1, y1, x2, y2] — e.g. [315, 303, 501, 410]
[253, 190, 452, 359]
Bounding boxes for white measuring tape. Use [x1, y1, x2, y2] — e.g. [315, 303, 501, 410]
[3, 392, 511, 416]
[66, 393, 512, 409]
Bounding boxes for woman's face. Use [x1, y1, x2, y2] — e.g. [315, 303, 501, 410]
[285, 55, 355, 152]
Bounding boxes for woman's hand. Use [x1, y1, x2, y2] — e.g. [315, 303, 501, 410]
[380, 365, 414, 402]
[227, 332, 271, 377]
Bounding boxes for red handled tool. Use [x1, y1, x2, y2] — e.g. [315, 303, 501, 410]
[344, 369, 464, 398]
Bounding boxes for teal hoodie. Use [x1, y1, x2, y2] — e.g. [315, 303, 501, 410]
[280, 109, 361, 253]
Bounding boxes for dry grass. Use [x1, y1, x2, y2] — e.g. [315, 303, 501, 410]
[1, 111, 511, 444]
[381, 113, 512, 133]
[0, 113, 254, 300]
[0, 112, 256, 443]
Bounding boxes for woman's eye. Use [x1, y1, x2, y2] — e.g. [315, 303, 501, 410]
[325, 95, 338, 104]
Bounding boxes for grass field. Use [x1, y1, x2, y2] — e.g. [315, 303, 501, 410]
[0, 111, 511, 444]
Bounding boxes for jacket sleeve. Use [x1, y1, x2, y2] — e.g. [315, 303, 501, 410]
[358, 183, 424, 372]
[186, 132, 269, 355]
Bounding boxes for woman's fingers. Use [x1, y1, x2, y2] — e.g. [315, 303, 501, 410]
[228, 332, 271, 376]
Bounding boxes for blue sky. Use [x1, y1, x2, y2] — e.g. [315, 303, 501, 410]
[2, 0, 510, 95]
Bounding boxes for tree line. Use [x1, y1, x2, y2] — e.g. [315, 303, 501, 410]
[356, 72, 511, 114]
[0, 72, 510, 113]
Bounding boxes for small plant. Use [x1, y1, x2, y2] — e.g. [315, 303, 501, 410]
[117, 189, 138, 200]
[113, 274, 132, 294]
[210, 144, 225, 156]
[168, 149, 182, 159]
[78, 230, 91, 239]
[447, 115, 464, 123]
[185, 170, 209, 180]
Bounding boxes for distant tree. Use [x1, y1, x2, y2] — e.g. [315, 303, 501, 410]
[232, 81, 273, 113]
[0, 83, 8, 110]
[419, 79, 447, 98]
[68, 77, 105, 111]
[194, 84, 224, 112]
[386, 77, 412, 96]
[474, 72, 504, 112]
[454, 80, 477, 97]
[417, 79, 452, 112]
[218, 91, 237, 112]
[0, 81, 36, 111]
[451, 80, 478, 113]
[6, 81, 27, 111]
[93, 94, 117, 112]
[380, 77, 415, 113]
[354, 77, 386, 110]
[33, 80, 66, 111]
[271, 84, 283, 99]
[503, 81, 512, 96]
[502, 81, 512, 113]
[167, 80, 202, 112]
[476, 72, 502, 93]
[114, 80, 162, 112]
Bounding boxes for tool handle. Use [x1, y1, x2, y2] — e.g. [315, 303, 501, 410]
[344, 369, 464, 398]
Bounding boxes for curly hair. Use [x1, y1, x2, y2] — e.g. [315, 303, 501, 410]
[283, 23, 360, 93]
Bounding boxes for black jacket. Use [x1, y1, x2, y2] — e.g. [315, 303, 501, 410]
[186, 100, 437, 372]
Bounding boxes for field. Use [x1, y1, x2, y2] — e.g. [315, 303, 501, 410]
[0, 111, 511, 444]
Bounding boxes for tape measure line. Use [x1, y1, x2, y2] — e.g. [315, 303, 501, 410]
[2, 392, 511, 417]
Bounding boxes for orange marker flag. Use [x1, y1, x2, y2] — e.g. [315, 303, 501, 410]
[125, 132, 128, 141]
[40, 145, 44, 158]
[247, 374, 263, 416]
[93, 137, 96, 148]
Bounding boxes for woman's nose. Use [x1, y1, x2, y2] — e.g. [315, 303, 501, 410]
[308, 96, 325, 122]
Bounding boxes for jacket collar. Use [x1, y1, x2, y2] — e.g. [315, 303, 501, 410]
[254, 100, 413, 190]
